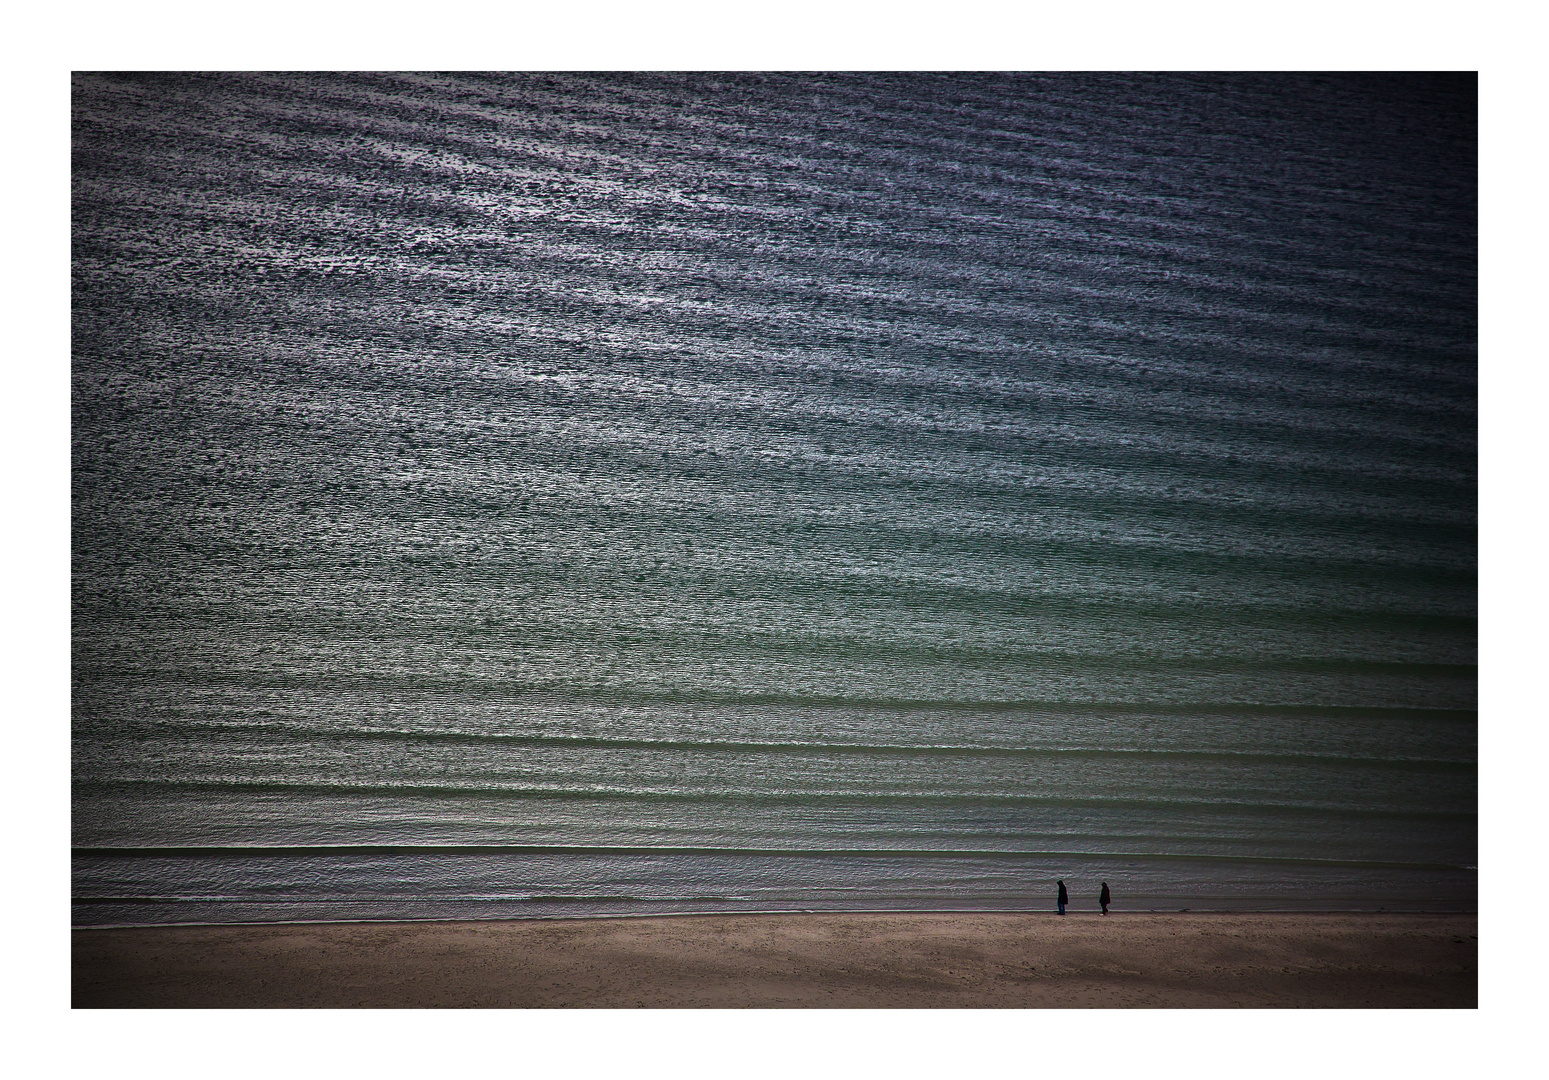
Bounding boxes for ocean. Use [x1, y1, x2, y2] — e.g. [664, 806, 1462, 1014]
[72, 72, 1476, 925]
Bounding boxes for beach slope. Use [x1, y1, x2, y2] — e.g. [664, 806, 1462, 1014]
[72, 911, 1476, 1008]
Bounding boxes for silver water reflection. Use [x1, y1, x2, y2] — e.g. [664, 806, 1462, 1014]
[73, 73, 1476, 923]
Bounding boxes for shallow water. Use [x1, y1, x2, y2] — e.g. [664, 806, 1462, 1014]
[72, 72, 1475, 924]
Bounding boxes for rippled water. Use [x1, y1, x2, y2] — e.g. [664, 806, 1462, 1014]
[72, 72, 1476, 924]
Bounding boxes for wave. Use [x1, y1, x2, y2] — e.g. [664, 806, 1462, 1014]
[85, 695, 1478, 720]
[70, 843, 1473, 872]
[73, 778, 1476, 817]
[96, 720, 1475, 772]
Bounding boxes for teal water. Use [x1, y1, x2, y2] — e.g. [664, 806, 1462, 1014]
[72, 72, 1476, 924]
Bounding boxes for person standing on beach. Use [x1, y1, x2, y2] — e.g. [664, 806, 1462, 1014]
[1099, 881, 1111, 915]
[1057, 879, 1068, 915]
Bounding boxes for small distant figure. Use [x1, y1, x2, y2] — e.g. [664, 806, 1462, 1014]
[1099, 881, 1111, 915]
[1057, 879, 1068, 915]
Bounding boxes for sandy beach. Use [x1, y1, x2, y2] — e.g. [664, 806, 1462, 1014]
[72, 911, 1475, 1008]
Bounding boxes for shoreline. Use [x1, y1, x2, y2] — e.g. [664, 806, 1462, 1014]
[71, 902, 1479, 932]
[73, 910, 1477, 1008]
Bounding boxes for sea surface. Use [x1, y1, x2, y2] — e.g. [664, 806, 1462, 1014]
[72, 72, 1476, 925]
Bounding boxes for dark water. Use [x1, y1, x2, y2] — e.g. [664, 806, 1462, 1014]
[72, 72, 1476, 925]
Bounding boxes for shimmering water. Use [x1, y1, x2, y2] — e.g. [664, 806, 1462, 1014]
[72, 72, 1476, 925]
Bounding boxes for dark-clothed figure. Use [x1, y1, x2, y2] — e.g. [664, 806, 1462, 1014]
[1057, 879, 1068, 915]
[1099, 881, 1111, 915]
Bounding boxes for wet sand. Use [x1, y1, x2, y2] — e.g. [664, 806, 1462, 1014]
[72, 911, 1476, 1008]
